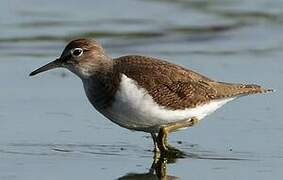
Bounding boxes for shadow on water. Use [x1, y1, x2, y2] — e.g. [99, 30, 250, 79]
[1, 142, 253, 160]
[0, 142, 253, 180]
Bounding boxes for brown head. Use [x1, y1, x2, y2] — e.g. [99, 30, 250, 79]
[29, 38, 113, 79]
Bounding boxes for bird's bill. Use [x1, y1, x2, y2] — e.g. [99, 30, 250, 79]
[29, 58, 61, 76]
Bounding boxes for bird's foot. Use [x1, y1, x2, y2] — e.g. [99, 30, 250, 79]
[155, 117, 198, 159]
[156, 144, 186, 162]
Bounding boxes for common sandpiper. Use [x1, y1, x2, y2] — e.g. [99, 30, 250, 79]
[30, 38, 273, 157]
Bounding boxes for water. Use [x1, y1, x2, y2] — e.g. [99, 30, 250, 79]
[0, 0, 283, 179]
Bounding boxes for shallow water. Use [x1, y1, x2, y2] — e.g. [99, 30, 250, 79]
[1, 0, 283, 179]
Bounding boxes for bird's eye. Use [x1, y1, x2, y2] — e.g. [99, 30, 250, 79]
[71, 48, 83, 57]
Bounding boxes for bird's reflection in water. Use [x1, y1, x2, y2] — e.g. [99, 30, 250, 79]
[117, 147, 184, 180]
[117, 144, 248, 180]
[117, 157, 180, 180]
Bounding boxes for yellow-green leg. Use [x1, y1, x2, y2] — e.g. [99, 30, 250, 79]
[157, 117, 199, 157]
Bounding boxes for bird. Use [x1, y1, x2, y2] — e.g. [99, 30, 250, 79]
[30, 38, 272, 157]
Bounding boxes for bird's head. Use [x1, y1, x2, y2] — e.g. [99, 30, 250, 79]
[30, 38, 111, 79]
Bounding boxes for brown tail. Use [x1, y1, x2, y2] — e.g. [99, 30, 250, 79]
[239, 84, 274, 94]
[212, 82, 274, 99]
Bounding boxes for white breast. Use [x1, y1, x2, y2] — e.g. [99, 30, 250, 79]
[101, 74, 234, 133]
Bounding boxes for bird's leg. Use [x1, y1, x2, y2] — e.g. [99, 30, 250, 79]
[151, 133, 160, 153]
[151, 133, 161, 161]
[157, 117, 199, 157]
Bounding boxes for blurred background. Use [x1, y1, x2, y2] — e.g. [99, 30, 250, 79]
[0, 0, 282, 179]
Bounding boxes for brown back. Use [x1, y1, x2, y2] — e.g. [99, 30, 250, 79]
[113, 55, 270, 110]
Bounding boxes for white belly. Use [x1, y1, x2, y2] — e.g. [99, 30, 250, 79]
[101, 74, 234, 133]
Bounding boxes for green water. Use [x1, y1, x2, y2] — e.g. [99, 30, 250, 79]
[0, 0, 282, 179]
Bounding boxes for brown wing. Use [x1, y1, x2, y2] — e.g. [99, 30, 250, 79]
[113, 55, 270, 110]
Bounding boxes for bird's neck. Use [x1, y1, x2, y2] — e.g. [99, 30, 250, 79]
[82, 66, 121, 109]
[75, 54, 113, 79]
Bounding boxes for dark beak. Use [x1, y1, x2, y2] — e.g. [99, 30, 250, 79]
[29, 58, 62, 76]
